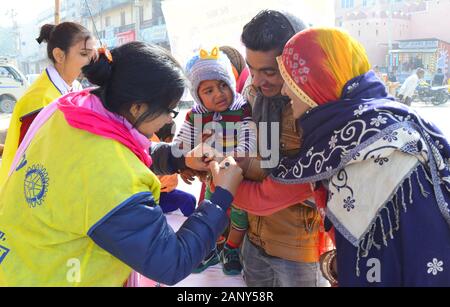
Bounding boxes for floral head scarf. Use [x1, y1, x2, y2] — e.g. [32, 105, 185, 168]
[277, 27, 371, 107]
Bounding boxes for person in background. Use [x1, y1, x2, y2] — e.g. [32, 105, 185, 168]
[386, 67, 400, 97]
[432, 68, 445, 86]
[397, 68, 425, 106]
[0, 22, 95, 187]
[373, 65, 382, 81]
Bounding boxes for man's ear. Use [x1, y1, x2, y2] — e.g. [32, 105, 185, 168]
[52, 48, 66, 64]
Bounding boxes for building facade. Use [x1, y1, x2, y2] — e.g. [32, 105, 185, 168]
[335, 0, 450, 79]
[16, 0, 170, 75]
[81, 0, 170, 50]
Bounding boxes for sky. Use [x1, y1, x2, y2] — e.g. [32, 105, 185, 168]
[1, 0, 54, 27]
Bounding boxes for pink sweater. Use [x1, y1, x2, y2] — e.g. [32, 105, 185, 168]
[233, 176, 313, 216]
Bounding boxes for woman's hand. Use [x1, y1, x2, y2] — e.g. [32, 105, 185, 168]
[179, 169, 197, 185]
[185, 143, 223, 172]
[209, 157, 243, 196]
[179, 169, 208, 185]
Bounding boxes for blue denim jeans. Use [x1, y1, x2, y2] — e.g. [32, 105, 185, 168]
[240, 235, 328, 287]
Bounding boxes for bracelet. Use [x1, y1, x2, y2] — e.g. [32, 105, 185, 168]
[321, 249, 338, 285]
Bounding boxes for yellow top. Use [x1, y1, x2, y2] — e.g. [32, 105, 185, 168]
[0, 69, 62, 187]
[0, 110, 160, 286]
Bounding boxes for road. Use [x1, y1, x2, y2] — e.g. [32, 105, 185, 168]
[411, 102, 450, 137]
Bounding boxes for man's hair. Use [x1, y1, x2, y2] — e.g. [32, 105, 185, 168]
[241, 10, 306, 53]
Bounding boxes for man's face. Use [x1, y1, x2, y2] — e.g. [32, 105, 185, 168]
[246, 48, 285, 97]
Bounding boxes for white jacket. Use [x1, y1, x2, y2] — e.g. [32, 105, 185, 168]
[398, 74, 419, 98]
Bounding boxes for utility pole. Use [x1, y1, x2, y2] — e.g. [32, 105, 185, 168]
[5, 9, 19, 60]
[134, 0, 143, 42]
[55, 0, 61, 24]
[387, 0, 393, 73]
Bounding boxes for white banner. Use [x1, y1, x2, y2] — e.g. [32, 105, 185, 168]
[161, 0, 335, 66]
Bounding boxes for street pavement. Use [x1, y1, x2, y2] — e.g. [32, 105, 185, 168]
[411, 101, 450, 137]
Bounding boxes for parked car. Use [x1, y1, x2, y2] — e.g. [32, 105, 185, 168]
[0, 59, 28, 113]
[26, 74, 40, 85]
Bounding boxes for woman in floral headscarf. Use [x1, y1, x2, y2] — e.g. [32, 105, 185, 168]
[273, 27, 450, 286]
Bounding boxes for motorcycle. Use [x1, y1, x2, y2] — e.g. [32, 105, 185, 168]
[414, 81, 449, 106]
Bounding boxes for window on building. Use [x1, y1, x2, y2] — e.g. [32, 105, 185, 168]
[121, 12, 126, 26]
[105, 16, 111, 27]
[341, 0, 354, 8]
[358, 30, 361, 37]
[376, 29, 379, 36]
[139, 6, 144, 22]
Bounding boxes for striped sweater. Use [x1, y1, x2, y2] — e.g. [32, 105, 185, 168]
[175, 94, 257, 156]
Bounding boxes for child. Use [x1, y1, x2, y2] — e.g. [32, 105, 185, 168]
[151, 121, 196, 217]
[175, 47, 256, 275]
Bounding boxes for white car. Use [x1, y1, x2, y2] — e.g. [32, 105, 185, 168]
[0, 60, 28, 113]
[26, 74, 40, 85]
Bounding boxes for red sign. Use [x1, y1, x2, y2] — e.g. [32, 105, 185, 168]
[116, 30, 136, 46]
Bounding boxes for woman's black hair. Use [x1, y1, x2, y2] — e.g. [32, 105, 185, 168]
[36, 22, 92, 63]
[82, 41, 186, 127]
[241, 10, 306, 53]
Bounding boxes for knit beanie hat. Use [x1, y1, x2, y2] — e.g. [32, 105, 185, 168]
[185, 47, 236, 107]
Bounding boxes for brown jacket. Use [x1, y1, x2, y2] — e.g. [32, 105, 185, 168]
[246, 105, 321, 262]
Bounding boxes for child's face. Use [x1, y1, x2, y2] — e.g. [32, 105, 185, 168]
[198, 80, 233, 112]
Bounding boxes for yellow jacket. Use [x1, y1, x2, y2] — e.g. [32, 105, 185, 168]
[0, 111, 160, 286]
[0, 69, 62, 187]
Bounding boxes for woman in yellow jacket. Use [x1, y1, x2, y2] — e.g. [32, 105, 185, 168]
[0, 42, 243, 286]
[0, 22, 95, 186]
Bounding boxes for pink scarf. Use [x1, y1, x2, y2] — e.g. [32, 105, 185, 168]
[10, 89, 152, 175]
[57, 89, 153, 167]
